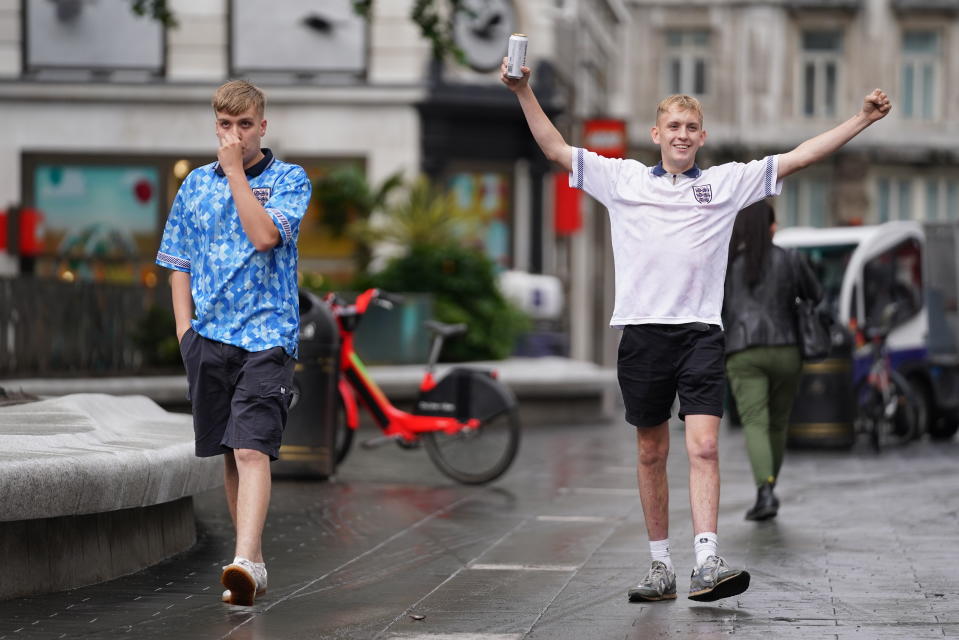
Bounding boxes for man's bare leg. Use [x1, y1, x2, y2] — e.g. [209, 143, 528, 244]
[684, 413, 750, 601]
[224, 451, 239, 529]
[684, 414, 720, 536]
[232, 448, 271, 563]
[636, 421, 671, 541]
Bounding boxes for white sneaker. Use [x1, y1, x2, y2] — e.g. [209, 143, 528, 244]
[221, 557, 267, 606]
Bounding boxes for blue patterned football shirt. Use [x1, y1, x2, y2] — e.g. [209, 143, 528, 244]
[156, 149, 311, 357]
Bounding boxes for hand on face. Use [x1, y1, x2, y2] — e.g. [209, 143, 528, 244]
[862, 88, 891, 123]
[500, 56, 530, 92]
[217, 128, 244, 175]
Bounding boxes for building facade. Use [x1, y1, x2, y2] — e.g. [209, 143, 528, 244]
[0, 0, 633, 364]
[626, 0, 959, 228]
[5, 0, 951, 366]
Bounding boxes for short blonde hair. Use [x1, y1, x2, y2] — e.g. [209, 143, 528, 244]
[656, 94, 704, 126]
[212, 80, 265, 117]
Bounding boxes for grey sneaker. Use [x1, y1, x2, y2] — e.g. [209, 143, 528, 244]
[688, 555, 750, 602]
[221, 557, 268, 606]
[627, 561, 677, 602]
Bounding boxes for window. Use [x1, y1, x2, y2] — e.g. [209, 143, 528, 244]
[949, 181, 959, 220]
[796, 244, 857, 320]
[780, 177, 832, 227]
[800, 30, 842, 118]
[901, 31, 939, 120]
[24, 0, 164, 79]
[231, 0, 367, 81]
[862, 239, 922, 330]
[878, 175, 958, 222]
[926, 179, 940, 221]
[877, 177, 914, 222]
[664, 30, 710, 96]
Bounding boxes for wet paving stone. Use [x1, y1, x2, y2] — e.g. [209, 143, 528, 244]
[0, 418, 957, 639]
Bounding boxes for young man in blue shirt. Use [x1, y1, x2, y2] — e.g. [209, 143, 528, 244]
[502, 59, 889, 602]
[156, 80, 312, 606]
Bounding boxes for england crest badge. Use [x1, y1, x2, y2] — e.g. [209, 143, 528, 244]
[252, 187, 272, 205]
[693, 185, 712, 204]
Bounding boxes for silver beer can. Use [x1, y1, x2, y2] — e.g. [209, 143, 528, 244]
[506, 33, 528, 79]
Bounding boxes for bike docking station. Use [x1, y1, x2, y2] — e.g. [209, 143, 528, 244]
[323, 289, 521, 485]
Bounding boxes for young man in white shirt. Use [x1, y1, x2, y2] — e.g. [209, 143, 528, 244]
[501, 59, 890, 602]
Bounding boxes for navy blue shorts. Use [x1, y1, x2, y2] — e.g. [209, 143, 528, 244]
[179, 328, 296, 460]
[617, 323, 725, 428]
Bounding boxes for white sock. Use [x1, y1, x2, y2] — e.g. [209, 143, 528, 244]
[649, 538, 673, 572]
[694, 532, 718, 567]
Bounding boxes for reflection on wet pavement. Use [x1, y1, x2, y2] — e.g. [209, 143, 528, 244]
[2, 418, 958, 639]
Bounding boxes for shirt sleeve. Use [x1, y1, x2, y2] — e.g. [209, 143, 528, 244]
[729, 154, 784, 212]
[265, 166, 312, 246]
[155, 183, 193, 273]
[568, 147, 627, 209]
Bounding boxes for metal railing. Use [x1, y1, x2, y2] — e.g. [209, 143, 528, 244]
[0, 278, 172, 377]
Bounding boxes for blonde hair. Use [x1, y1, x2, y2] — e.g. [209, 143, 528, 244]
[656, 94, 704, 126]
[212, 80, 265, 117]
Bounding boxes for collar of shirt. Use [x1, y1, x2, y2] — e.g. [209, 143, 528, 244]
[650, 162, 701, 179]
[213, 148, 274, 178]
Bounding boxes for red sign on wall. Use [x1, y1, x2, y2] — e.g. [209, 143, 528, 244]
[583, 119, 627, 158]
[554, 173, 581, 235]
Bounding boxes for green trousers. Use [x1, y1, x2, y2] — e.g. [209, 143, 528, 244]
[725, 345, 803, 487]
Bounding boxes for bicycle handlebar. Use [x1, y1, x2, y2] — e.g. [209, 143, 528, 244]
[325, 289, 403, 317]
[376, 290, 405, 306]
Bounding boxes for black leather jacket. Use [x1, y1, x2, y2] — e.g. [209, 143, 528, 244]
[723, 246, 823, 355]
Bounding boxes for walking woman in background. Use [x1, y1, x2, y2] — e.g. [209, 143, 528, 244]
[723, 201, 822, 521]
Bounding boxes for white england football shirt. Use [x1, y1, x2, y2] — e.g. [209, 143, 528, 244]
[570, 147, 783, 328]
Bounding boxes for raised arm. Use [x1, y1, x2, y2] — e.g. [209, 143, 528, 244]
[501, 58, 572, 173]
[778, 89, 891, 180]
[217, 131, 281, 252]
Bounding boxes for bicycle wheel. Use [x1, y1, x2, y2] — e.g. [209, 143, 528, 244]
[333, 393, 355, 466]
[854, 378, 884, 452]
[422, 407, 521, 485]
[887, 370, 920, 445]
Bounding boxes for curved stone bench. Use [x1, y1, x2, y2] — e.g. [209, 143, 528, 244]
[0, 394, 221, 600]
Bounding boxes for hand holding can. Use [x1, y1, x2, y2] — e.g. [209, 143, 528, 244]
[506, 34, 528, 79]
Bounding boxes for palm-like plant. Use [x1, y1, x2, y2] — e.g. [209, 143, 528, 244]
[314, 167, 403, 272]
[351, 176, 487, 250]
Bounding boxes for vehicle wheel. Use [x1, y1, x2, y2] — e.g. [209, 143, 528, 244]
[928, 413, 959, 440]
[423, 407, 521, 485]
[333, 393, 354, 466]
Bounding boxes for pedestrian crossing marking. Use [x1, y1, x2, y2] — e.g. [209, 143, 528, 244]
[558, 487, 636, 496]
[468, 563, 579, 572]
[386, 634, 524, 640]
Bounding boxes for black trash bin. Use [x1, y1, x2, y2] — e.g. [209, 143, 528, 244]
[274, 289, 339, 477]
[787, 325, 856, 448]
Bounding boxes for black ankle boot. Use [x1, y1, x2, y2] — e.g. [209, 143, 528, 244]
[745, 482, 778, 521]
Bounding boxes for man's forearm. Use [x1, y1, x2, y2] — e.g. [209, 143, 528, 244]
[515, 86, 572, 172]
[170, 270, 194, 341]
[779, 113, 872, 179]
[227, 173, 281, 252]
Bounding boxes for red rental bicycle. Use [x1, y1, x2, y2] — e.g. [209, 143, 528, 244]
[324, 288, 521, 485]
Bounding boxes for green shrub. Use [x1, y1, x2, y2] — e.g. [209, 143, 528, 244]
[358, 244, 529, 362]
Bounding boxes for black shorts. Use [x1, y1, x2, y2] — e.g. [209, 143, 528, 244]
[617, 323, 725, 428]
[179, 328, 296, 460]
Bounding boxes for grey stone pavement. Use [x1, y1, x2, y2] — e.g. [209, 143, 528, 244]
[1, 412, 957, 640]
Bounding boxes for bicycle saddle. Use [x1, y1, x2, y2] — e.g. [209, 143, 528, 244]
[425, 320, 468, 337]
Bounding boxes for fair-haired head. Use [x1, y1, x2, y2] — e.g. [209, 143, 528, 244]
[212, 80, 266, 117]
[656, 94, 704, 126]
